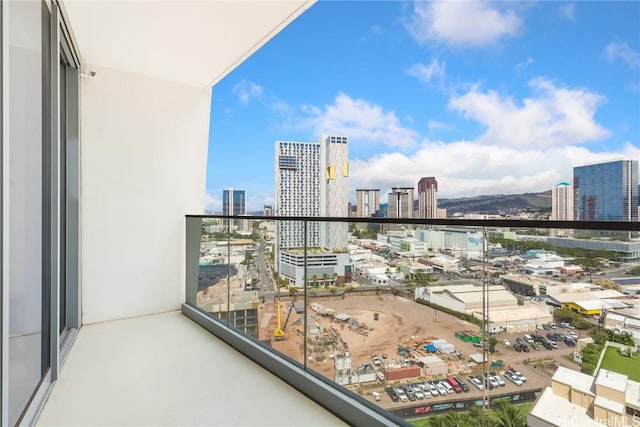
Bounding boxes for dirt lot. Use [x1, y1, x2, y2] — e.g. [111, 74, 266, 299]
[267, 294, 480, 377]
[263, 292, 579, 408]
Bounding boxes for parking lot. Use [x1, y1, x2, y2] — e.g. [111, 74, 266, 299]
[365, 321, 582, 409]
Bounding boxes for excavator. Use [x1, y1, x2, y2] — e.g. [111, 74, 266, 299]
[273, 300, 295, 341]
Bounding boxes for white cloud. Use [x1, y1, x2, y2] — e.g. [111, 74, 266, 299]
[369, 24, 383, 36]
[448, 78, 609, 148]
[406, 58, 446, 85]
[514, 57, 534, 72]
[232, 80, 263, 105]
[559, 3, 575, 21]
[605, 41, 640, 68]
[204, 192, 221, 212]
[298, 93, 419, 149]
[349, 141, 640, 201]
[427, 120, 449, 131]
[405, 1, 521, 47]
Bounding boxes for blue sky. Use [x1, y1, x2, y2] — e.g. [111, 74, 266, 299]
[206, 1, 639, 212]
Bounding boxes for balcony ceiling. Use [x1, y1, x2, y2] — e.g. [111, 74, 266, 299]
[62, 0, 316, 88]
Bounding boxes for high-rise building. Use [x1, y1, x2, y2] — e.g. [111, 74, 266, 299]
[573, 159, 638, 222]
[355, 189, 380, 218]
[274, 135, 348, 250]
[319, 134, 349, 250]
[417, 177, 438, 219]
[551, 182, 574, 237]
[551, 182, 574, 221]
[222, 188, 246, 216]
[387, 187, 414, 218]
[263, 204, 273, 216]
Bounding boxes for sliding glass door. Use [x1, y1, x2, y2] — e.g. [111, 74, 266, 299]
[2, 1, 80, 424]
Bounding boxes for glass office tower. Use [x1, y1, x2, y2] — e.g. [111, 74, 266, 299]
[222, 188, 246, 217]
[573, 159, 638, 222]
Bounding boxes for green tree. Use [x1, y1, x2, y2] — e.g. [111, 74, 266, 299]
[466, 406, 484, 427]
[443, 411, 469, 427]
[490, 400, 526, 427]
[488, 336, 499, 353]
[427, 415, 450, 427]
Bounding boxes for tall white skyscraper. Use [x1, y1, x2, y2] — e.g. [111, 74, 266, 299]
[356, 189, 380, 217]
[275, 135, 348, 250]
[551, 182, 574, 221]
[417, 177, 438, 219]
[551, 182, 574, 236]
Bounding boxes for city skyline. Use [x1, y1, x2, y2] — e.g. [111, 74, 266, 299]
[207, 1, 639, 212]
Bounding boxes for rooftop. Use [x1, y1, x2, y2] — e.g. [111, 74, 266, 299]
[528, 387, 605, 427]
[595, 369, 628, 393]
[594, 395, 625, 414]
[553, 366, 595, 396]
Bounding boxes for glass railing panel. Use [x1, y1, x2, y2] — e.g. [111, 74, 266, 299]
[194, 217, 231, 326]
[186, 216, 639, 425]
[264, 219, 308, 366]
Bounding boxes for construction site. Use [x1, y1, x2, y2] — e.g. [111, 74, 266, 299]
[264, 293, 480, 384]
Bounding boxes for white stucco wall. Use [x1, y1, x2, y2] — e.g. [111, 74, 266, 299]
[80, 65, 210, 323]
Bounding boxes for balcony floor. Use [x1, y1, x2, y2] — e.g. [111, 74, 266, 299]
[36, 310, 346, 426]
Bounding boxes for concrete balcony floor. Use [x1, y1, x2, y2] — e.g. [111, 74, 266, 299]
[36, 310, 346, 426]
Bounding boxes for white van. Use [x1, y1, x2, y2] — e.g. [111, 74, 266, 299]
[441, 381, 454, 394]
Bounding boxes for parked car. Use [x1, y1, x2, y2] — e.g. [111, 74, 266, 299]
[493, 374, 506, 387]
[486, 375, 500, 388]
[372, 391, 381, 401]
[505, 371, 523, 386]
[386, 387, 399, 402]
[513, 344, 522, 352]
[468, 375, 484, 391]
[454, 377, 470, 393]
[395, 387, 408, 402]
[508, 368, 527, 383]
[503, 338, 511, 346]
[428, 382, 439, 396]
[565, 339, 576, 347]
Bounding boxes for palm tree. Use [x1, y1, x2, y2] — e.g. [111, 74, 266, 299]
[443, 411, 469, 427]
[490, 400, 526, 427]
[427, 415, 450, 427]
[466, 406, 484, 427]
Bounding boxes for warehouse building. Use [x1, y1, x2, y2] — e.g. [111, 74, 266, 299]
[416, 284, 518, 312]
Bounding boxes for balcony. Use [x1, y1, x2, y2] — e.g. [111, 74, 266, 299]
[36, 310, 347, 426]
[172, 215, 639, 425]
[32, 215, 639, 426]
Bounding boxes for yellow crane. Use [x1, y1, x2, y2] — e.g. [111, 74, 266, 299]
[273, 300, 295, 341]
[274, 300, 286, 341]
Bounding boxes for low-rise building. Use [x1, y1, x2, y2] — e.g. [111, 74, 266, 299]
[279, 250, 350, 287]
[528, 366, 640, 427]
[416, 284, 518, 312]
[604, 309, 640, 350]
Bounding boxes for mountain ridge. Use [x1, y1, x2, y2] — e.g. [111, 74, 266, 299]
[437, 190, 552, 214]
